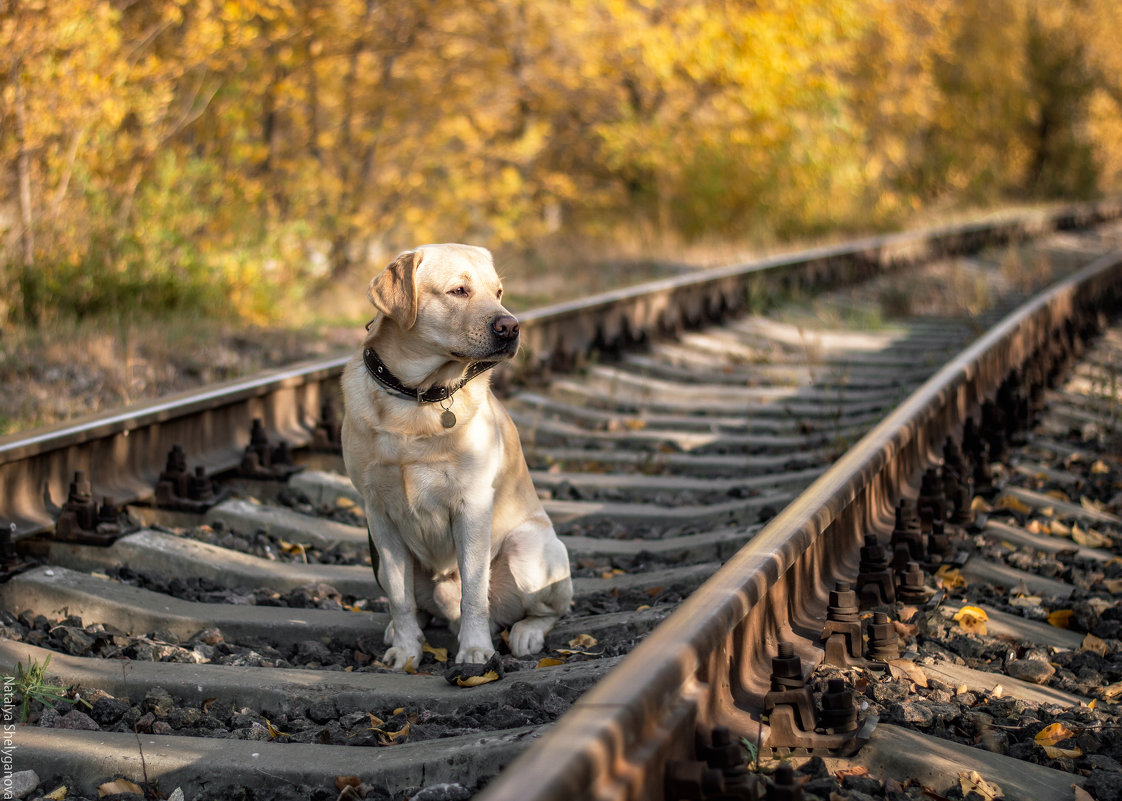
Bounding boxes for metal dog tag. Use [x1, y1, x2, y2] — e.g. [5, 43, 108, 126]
[440, 409, 457, 428]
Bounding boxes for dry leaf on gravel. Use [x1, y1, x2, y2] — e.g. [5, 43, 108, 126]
[455, 671, 500, 687]
[1008, 595, 1043, 609]
[1080, 496, 1106, 513]
[1047, 609, 1074, 629]
[99, 780, 144, 797]
[1101, 681, 1122, 700]
[887, 659, 928, 687]
[835, 766, 869, 780]
[1101, 578, 1122, 593]
[1034, 722, 1075, 747]
[44, 788, 68, 801]
[1081, 633, 1108, 656]
[536, 657, 565, 668]
[374, 722, 411, 745]
[958, 770, 1002, 801]
[568, 634, 599, 649]
[1072, 525, 1112, 548]
[335, 776, 361, 791]
[996, 495, 1032, 515]
[953, 606, 988, 635]
[935, 565, 966, 589]
[1043, 745, 1083, 759]
[422, 643, 448, 663]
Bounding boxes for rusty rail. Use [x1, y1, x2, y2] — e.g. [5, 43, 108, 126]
[2, 198, 1119, 540]
[477, 252, 1122, 801]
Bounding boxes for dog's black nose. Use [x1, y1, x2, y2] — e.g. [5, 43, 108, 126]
[492, 314, 519, 341]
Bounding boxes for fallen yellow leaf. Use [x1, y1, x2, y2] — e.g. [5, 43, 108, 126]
[1081, 633, 1108, 656]
[1047, 609, 1074, 629]
[887, 659, 928, 687]
[935, 565, 966, 589]
[1050, 520, 1072, 537]
[1046, 489, 1071, 503]
[1034, 722, 1074, 747]
[1080, 496, 1106, 513]
[568, 634, 599, 649]
[374, 721, 410, 745]
[996, 495, 1032, 515]
[1072, 525, 1112, 548]
[953, 606, 988, 635]
[265, 719, 290, 739]
[958, 770, 1002, 801]
[422, 642, 449, 663]
[98, 780, 144, 798]
[403, 656, 417, 674]
[1101, 681, 1122, 700]
[971, 496, 992, 512]
[393, 707, 404, 716]
[1091, 460, 1111, 474]
[456, 670, 500, 687]
[1042, 745, 1082, 759]
[44, 787, 68, 801]
[367, 713, 384, 728]
[536, 657, 565, 668]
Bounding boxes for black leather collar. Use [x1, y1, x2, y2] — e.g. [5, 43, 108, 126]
[362, 347, 497, 403]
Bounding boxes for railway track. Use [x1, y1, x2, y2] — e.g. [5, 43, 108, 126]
[3, 201, 1122, 801]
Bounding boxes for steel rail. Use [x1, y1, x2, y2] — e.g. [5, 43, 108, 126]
[477, 252, 1122, 801]
[1, 198, 1119, 541]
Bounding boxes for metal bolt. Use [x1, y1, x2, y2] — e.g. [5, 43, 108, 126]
[188, 466, 215, 502]
[771, 642, 804, 690]
[896, 561, 931, 604]
[666, 760, 725, 801]
[866, 611, 900, 661]
[767, 764, 801, 801]
[827, 581, 859, 623]
[819, 677, 858, 733]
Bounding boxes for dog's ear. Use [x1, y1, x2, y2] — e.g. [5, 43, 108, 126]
[367, 249, 423, 331]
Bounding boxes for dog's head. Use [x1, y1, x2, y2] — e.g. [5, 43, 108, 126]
[365, 244, 519, 363]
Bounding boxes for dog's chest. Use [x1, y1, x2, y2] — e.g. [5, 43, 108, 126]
[368, 449, 477, 569]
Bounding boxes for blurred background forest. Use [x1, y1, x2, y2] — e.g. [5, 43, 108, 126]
[2, 0, 1122, 329]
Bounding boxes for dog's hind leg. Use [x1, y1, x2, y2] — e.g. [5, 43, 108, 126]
[493, 520, 573, 657]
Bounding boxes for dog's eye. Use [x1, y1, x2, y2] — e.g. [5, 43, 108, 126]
[497, 288, 503, 300]
[448, 286, 470, 297]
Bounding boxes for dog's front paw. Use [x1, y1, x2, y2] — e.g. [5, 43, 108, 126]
[384, 643, 423, 671]
[509, 620, 546, 657]
[455, 644, 495, 664]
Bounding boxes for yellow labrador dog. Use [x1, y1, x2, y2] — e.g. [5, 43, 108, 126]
[341, 244, 572, 669]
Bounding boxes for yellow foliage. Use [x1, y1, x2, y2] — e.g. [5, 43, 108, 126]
[3, 0, 1121, 326]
